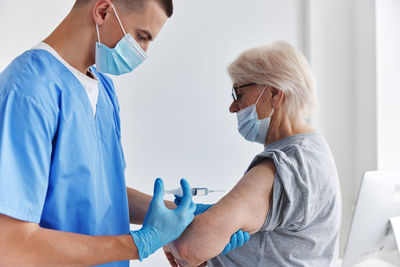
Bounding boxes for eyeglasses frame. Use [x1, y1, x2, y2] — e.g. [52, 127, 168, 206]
[232, 83, 257, 102]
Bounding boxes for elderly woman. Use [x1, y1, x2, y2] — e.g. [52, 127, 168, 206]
[164, 41, 342, 267]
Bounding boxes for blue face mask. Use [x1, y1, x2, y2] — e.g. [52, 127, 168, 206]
[95, 5, 148, 75]
[236, 86, 274, 145]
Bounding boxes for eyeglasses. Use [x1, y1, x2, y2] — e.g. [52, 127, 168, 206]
[231, 83, 256, 102]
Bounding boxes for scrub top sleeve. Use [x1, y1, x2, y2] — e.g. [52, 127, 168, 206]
[0, 90, 55, 223]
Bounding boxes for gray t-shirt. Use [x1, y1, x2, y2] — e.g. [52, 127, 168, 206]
[208, 132, 342, 267]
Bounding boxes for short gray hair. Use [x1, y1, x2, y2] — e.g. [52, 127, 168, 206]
[228, 41, 318, 119]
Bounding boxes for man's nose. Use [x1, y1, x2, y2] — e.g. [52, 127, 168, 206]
[142, 43, 149, 53]
[229, 101, 239, 113]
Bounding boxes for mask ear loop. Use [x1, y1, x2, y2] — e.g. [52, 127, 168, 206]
[96, 24, 101, 43]
[252, 85, 268, 120]
[255, 86, 275, 118]
[269, 108, 275, 118]
[111, 4, 127, 36]
[255, 85, 268, 105]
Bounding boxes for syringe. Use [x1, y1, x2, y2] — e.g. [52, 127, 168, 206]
[165, 187, 225, 197]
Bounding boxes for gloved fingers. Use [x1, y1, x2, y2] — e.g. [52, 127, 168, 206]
[236, 230, 245, 247]
[221, 243, 231, 255]
[187, 200, 196, 223]
[188, 204, 196, 222]
[174, 195, 182, 206]
[176, 178, 193, 210]
[199, 204, 212, 214]
[193, 203, 213, 216]
[152, 178, 165, 206]
[221, 230, 250, 255]
[229, 233, 238, 251]
[243, 231, 250, 243]
[188, 212, 195, 225]
[189, 200, 195, 211]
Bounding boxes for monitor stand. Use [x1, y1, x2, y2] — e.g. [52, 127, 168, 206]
[389, 216, 400, 254]
[339, 218, 400, 267]
[374, 217, 400, 266]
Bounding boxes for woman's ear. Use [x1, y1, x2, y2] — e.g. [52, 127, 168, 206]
[92, 0, 113, 26]
[270, 87, 284, 109]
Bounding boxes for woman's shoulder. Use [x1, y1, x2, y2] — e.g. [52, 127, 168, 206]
[266, 131, 322, 149]
[250, 131, 336, 178]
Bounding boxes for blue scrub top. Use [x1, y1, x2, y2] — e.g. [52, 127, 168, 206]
[0, 50, 130, 266]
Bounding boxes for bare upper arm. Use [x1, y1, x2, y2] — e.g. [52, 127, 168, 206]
[170, 158, 275, 265]
[216, 158, 276, 234]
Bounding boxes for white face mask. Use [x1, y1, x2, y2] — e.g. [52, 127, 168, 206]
[236, 86, 274, 145]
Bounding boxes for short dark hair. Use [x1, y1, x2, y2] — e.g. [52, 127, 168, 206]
[74, 0, 173, 17]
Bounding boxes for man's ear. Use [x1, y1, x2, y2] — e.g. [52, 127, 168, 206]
[92, 0, 113, 26]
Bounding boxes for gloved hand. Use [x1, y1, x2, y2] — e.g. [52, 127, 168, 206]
[174, 196, 212, 215]
[130, 178, 195, 261]
[221, 230, 250, 255]
[174, 195, 250, 255]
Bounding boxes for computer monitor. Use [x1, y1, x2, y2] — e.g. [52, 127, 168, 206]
[342, 170, 400, 267]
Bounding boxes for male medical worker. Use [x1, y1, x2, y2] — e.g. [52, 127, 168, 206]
[0, 0, 248, 266]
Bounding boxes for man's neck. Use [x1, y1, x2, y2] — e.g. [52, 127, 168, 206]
[43, 10, 96, 76]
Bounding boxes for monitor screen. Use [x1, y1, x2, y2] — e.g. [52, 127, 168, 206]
[342, 170, 400, 266]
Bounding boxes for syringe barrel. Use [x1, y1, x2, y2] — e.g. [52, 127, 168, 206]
[191, 188, 208, 196]
[165, 187, 209, 197]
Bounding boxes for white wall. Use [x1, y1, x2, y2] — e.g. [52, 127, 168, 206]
[353, 0, 377, 200]
[376, 0, 400, 170]
[308, 0, 358, 255]
[0, 1, 75, 71]
[309, 0, 398, 257]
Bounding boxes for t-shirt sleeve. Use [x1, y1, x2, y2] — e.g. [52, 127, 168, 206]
[253, 150, 306, 232]
[0, 90, 55, 223]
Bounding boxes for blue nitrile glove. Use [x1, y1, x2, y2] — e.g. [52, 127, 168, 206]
[174, 196, 212, 215]
[174, 195, 250, 255]
[221, 229, 250, 255]
[130, 178, 195, 261]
